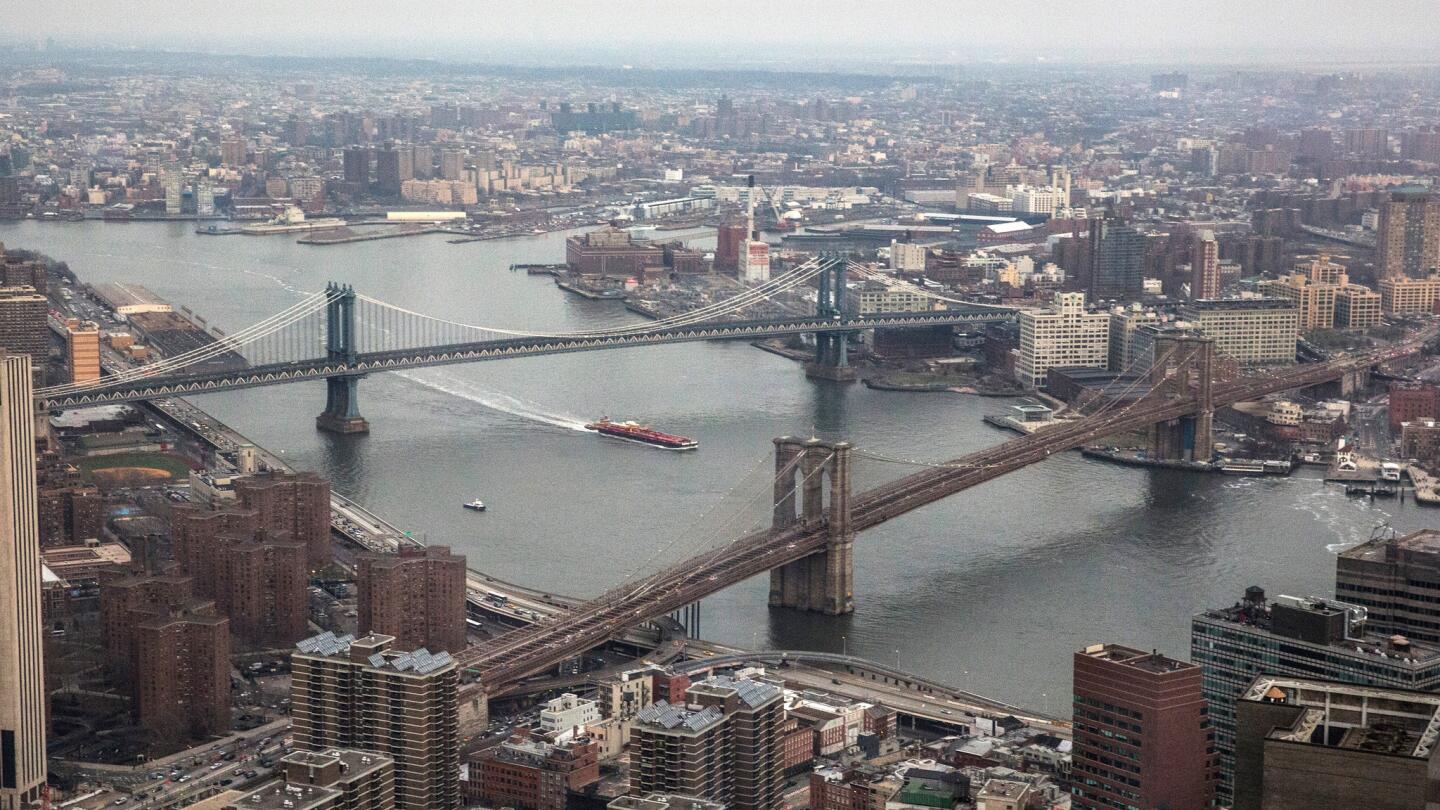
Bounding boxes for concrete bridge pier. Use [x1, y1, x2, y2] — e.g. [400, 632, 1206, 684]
[316, 375, 370, 434]
[768, 437, 854, 615]
[806, 333, 858, 382]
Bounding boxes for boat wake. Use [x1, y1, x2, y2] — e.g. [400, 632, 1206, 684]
[395, 370, 588, 431]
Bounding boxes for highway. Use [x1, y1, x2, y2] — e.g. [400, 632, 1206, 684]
[59, 720, 288, 809]
[674, 646, 1068, 735]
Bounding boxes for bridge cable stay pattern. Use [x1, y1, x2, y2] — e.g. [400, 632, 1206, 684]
[849, 340, 1194, 471]
[460, 343, 1215, 681]
[457, 449, 835, 672]
[622, 451, 832, 606]
[441, 331, 1440, 688]
[37, 259, 837, 402]
[36, 289, 340, 399]
[349, 257, 833, 344]
[604, 447, 784, 596]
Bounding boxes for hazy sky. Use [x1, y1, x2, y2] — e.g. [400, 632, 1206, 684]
[8, 1, 1440, 66]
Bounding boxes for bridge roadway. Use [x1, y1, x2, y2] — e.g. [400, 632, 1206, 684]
[456, 339, 1424, 694]
[36, 309, 1013, 409]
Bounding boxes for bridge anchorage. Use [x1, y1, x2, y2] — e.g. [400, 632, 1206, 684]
[805, 256, 858, 382]
[1145, 334, 1215, 462]
[769, 437, 854, 614]
[315, 283, 369, 435]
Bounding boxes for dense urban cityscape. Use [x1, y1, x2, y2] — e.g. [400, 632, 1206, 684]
[3, 4, 1440, 809]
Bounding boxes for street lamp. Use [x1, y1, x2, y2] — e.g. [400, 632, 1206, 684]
[841, 635, 847, 657]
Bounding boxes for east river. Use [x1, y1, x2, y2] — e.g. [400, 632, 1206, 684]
[6, 219, 1435, 710]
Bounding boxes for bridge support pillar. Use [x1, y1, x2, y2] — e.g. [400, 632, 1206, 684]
[1146, 335, 1214, 462]
[459, 686, 489, 737]
[317, 282, 369, 434]
[768, 437, 854, 615]
[806, 334, 858, 382]
[317, 375, 370, 434]
[805, 257, 858, 382]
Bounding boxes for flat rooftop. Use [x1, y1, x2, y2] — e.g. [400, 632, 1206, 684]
[40, 542, 132, 572]
[1243, 676, 1440, 759]
[1197, 595, 1440, 665]
[229, 781, 338, 810]
[1078, 643, 1197, 675]
[1340, 528, 1440, 563]
[1183, 297, 1297, 312]
[610, 795, 727, 810]
[92, 281, 171, 311]
[281, 747, 391, 780]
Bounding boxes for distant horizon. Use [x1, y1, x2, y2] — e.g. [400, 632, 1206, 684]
[4, 40, 1440, 76]
[5, 0, 1440, 71]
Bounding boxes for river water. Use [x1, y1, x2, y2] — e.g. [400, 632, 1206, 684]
[6, 219, 1434, 710]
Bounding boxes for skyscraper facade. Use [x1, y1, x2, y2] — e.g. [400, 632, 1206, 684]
[343, 146, 370, 187]
[1190, 230, 1220, 299]
[162, 166, 182, 215]
[632, 675, 784, 810]
[233, 470, 331, 569]
[0, 288, 48, 363]
[1070, 644, 1214, 810]
[1376, 188, 1440, 280]
[291, 631, 461, 809]
[357, 545, 467, 654]
[1191, 587, 1440, 800]
[1335, 528, 1440, 644]
[375, 145, 402, 195]
[0, 352, 45, 809]
[1087, 216, 1147, 302]
[133, 606, 231, 744]
[65, 323, 100, 384]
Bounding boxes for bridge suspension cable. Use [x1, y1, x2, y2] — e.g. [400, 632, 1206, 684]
[350, 257, 833, 344]
[37, 289, 339, 398]
[620, 450, 833, 605]
[462, 449, 836, 669]
[851, 340, 1194, 472]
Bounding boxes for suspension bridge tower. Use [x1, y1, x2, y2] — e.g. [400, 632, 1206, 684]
[1146, 333, 1214, 462]
[316, 283, 370, 434]
[768, 436, 855, 614]
[805, 257, 859, 382]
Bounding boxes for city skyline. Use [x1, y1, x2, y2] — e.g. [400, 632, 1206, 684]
[4, 11, 1440, 806]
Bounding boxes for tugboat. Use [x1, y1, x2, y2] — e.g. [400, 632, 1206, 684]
[463, 500, 487, 512]
[584, 418, 698, 450]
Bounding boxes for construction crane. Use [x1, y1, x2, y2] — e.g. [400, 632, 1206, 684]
[746, 175, 795, 233]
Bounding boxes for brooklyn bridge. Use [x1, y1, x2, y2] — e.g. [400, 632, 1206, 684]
[33, 259, 1427, 726]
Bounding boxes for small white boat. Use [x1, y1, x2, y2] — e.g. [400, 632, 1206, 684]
[463, 500, 487, 512]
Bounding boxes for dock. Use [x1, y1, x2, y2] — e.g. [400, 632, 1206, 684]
[982, 413, 1073, 436]
[555, 278, 626, 300]
[1081, 447, 1215, 472]
[510, 263, 568, 276]
[297, 224, 441, 245]
[1408, 466, 1440, 506]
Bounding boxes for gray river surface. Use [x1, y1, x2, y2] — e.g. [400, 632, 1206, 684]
[6, 219, 1434, 711]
